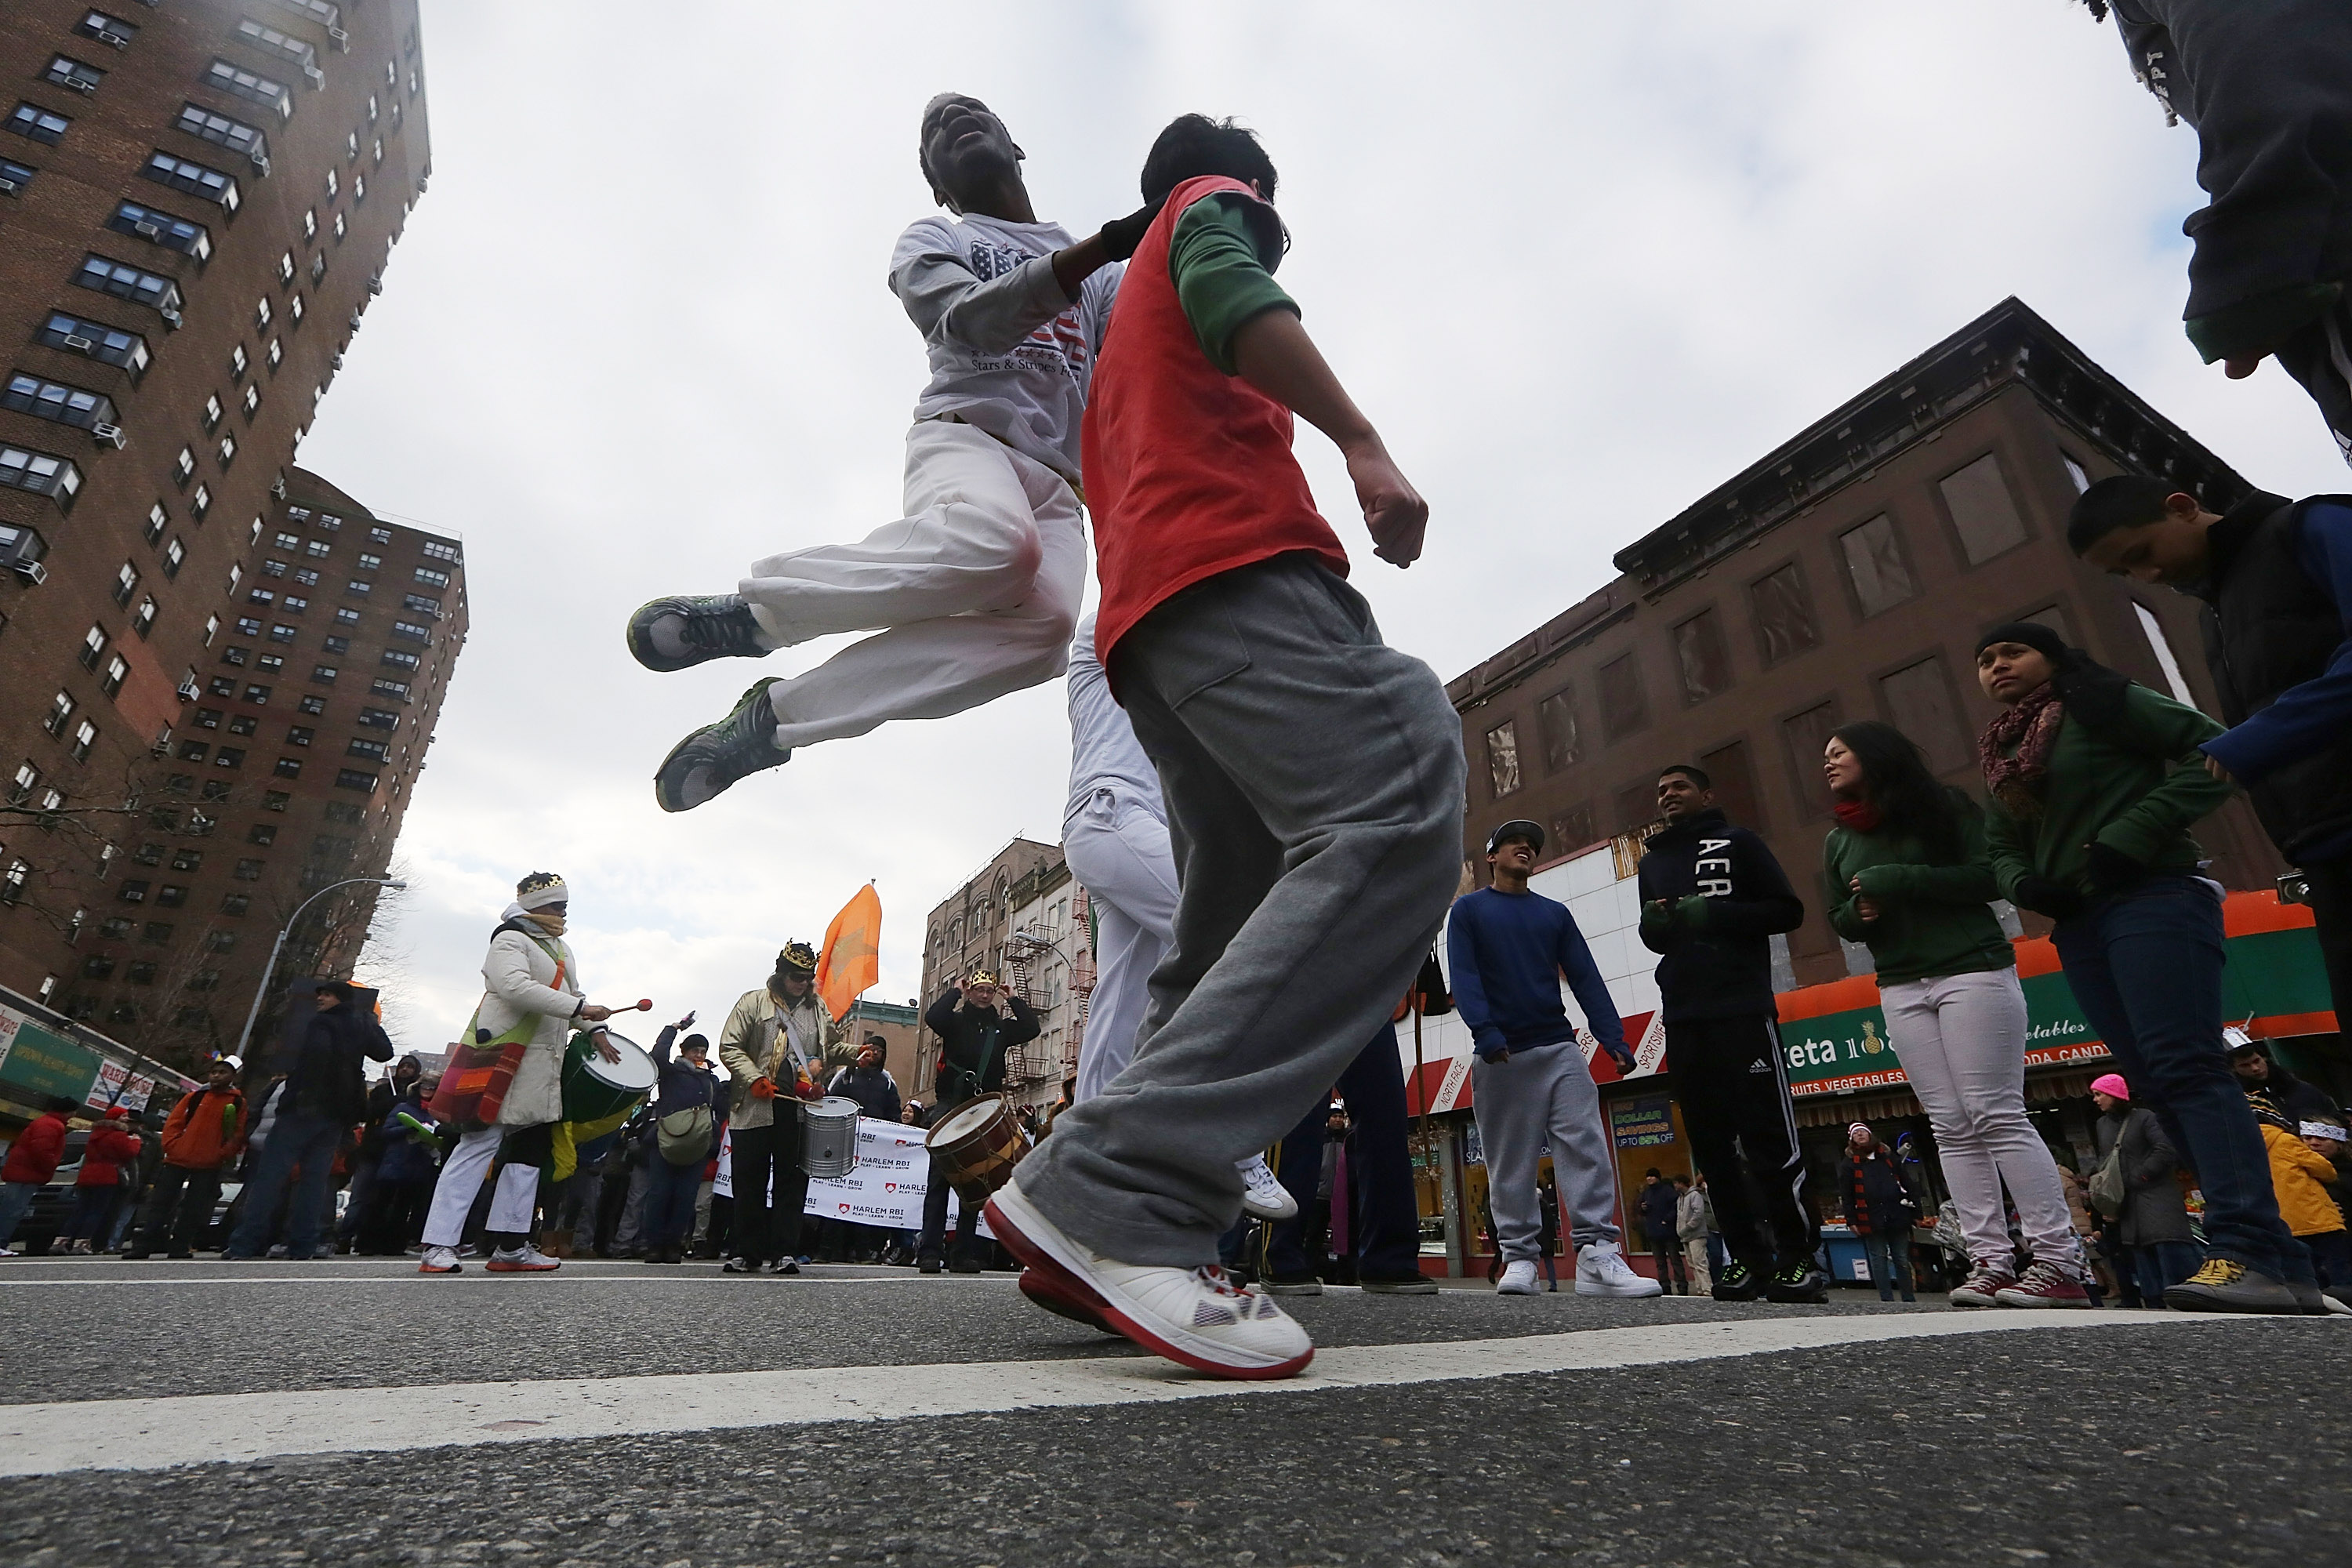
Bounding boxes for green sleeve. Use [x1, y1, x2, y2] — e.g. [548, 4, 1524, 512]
[1855, 808, 1998, 906]
[2094, 686, 2234, 866]
[1984, 796, 2034, 905]
[1822, 833, 1869, 943]
[1167, 191, 1298, 375]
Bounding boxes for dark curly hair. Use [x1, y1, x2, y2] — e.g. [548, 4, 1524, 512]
[1139, 114, 1279, 206]
[1827, 720, 1972, 865]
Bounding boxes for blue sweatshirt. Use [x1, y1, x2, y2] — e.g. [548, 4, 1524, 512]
[1446, 886, 1626, 1062]
[2200, 499, 2352, 782]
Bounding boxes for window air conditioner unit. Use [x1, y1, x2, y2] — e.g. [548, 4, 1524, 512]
[348, 313, 364, 332]
[270, 476, 288, 499]
[328, 27, 350, 50]
[61, 76, 97, 96]
[251, 149, 271, 175]
[0, 175, 20, 195]
[176, 679, 199, 702]
[61, 333, 93, 351]
[329, 353, 343, 370]
[133, 220, 161, 238]
[91, 423, 125, 448]
[304, 64, 326, 89]
[11, 560, 48, 586]
[160, 307, 182, 328]
[366, 276, 383, 296]
[101, 30, 132, 49]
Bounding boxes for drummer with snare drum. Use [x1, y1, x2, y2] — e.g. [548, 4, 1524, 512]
[716, 942, 848, 1276]
[919, 967, 1040, 1275]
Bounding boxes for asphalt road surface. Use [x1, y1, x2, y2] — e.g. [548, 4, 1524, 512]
[2, 1255, 2347, 1568]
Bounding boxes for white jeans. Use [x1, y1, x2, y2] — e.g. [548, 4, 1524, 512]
[422, 1126, 540, 1248]
[1064, 786, 1179, 1104]
[1879, 967, 2074, 1269]
[740, 419, 1085, 750]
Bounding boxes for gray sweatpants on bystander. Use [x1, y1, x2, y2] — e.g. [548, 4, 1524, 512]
[1471, 1040, 1622, 1263]
[1014, 557, 1465, 1267]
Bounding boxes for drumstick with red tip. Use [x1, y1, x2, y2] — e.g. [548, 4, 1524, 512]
[595, 999, 654, 1014]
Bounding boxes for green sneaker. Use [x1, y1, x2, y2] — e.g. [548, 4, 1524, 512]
[626, 593, 769, 673]
[652, 679, 789, 812]
[1710, 1260, 1762, 1301]
[1764, 1261, 1829, 1304]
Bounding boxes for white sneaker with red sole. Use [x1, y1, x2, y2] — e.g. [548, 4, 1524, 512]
[1991, 1260, 2092, 1308]
[987, 1180, 1313, 1380]
[485, 1243, 561, 1273]
[417, 1246, 462, 1274]
[1018, 1267, 1120, 1334]
[1236, 1154, 1297, 1221]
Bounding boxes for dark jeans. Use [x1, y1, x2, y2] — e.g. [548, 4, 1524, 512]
[66, 1185, 121, 1244]
[920, 1148, 984, 1265]
[2052, 877, 2310, 1283]
[728, 1118, 808, 1265]
[227, 1109, 343, 1258]
[1861, 1229, 1915, 1301]
[336, 1156, 379, 1245]
[1667, 1014, 1817, 1269]
[645, 1156, 702, 1252]
[1266, 1023, 1422, 1281]
[132, 1165, 223, 1254]
[360, 1175, 433, 1254]
[0, 1181, 38, 1247]
[2133, 1240, 2204, 1305]
[1650, 1238, 1690, 1294]
[2306, 1229, 2352, 1290]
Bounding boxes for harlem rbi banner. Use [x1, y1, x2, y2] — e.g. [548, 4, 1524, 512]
[714, 1117, 995, 1236]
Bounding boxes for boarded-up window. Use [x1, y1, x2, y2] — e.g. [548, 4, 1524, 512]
[1550, 801, 1596, 852]
[1672, 610, 1731, 705]
[1613, 780, 1658, 836]
[1749, 562, 1820, 665]
[1940, 453, 2028, 564]
[1537, 684, 1581, 773]
[1779, 699, 1842, 815]
[1838, 514, 1916, 618]
[1599, 652, 1648, 740]
[1878, 656, 1972, 774]
[1700, 739, 1765, 831]
[1486, 720, 1522, 799]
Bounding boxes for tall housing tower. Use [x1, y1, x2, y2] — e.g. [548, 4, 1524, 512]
[0, 1, 436, 1067]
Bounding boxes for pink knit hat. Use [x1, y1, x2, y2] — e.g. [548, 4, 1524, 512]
[2089, 1073, 2129, 1100]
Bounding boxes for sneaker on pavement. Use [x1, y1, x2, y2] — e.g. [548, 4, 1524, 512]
[1575, 1240, 1664, 1299]
[654, 679, 791, 814]
[1495, 1258, 1542, 1296]
[772, 1258, 801, 1276]
[1361, 1273, 1440, 1295]
[2286, 1278, 2350, 1316]
[1018, 1266, 1119, 1334]
[723, 1255, 760, 1274]
[2324, 1285, 2352, 1317]
[1947, 1262, 2017, 1308]
[1993, 1260, 2093, 1309]
[985, 1181, 1312, 1380]
[1261, 1271, 1323, 1297]
[2163, 1258, 2300, 1313]
[485, 1244, 561, 1273]
[627, 593, 770, 673]
[1237, 1154, 1298, 1221]
[417, 1246, 462, 1275]
[1763, 1261, 1830, 1304]
[948, 1255, 982, 1276]
[1711, 1260, 1764, 1301]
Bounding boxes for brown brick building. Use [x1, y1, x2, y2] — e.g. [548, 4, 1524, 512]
[915, 837, 1062, 1099]
[1450, 298, 2283, 989]
[0, 1, 440, 1068]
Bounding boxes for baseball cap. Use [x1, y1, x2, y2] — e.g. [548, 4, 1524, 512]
[1486, 819, 1544, 855]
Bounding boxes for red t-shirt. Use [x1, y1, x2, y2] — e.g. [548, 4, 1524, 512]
[1082, 175, 1350, 673]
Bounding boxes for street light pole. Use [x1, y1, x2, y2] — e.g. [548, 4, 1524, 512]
[231, 875, 407, 1063]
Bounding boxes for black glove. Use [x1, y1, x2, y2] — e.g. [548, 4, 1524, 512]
[2083, 841, 2146, 896]
[2012, 875, 2083, 922]
[1098, 198, 1166, 263]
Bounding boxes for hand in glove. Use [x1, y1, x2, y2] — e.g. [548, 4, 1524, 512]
[2082, 841, 2146, 895]
[1672, 895, 1714, 933]
[1602, 1040, 1638, 1075]
[2011, 876, 2083, 922]
[1098, 197, 1167, 263]
[1638, 899, 1675, 945]
[749, 1076, 778, 1101]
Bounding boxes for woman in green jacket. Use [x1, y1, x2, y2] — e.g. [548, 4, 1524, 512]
[1820, 719, 2084, 1308]
[1974, 622, 2314, 1314]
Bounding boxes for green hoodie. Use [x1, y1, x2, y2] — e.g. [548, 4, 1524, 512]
[1821, 795, 2013, 985]
[1983, 684, 2233, 902]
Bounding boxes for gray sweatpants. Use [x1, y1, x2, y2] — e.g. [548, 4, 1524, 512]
[1470, 1040, 1621, 1262]
[1017, 556, 1466, 1266]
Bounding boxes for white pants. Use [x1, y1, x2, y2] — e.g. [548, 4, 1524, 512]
[422, 1125, 540, 1248]
[1065, 786, 1180, 1104]
[740, 419, 1085, 750]
[1879, 967, 2074, 1269]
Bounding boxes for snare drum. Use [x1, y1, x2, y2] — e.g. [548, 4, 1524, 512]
[561, 1030, 658, 1125]
[798, 1095, 862, 1180]
[924, 1092, 1030, 1201]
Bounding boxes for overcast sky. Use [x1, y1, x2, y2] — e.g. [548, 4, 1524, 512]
[309, 1, 2349, 1055]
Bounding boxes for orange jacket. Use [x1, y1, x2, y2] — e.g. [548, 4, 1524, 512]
[161, 1086, 248, 1171]
[2260, 1123, 2346, 1238]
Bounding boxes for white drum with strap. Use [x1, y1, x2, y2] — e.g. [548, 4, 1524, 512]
[798, 1096, 862, 1179]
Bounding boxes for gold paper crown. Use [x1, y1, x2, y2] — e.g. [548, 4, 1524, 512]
[777, 941, 818, 974]
[965, 967, 1000, 986]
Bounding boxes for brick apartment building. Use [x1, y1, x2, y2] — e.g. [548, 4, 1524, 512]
[1449, 298, 2284, 989]
[0, 1, 441, 1069]
[915, 837, 1064, 1101]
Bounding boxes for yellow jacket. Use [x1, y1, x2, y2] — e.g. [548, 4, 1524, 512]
[2259, 1123, 2345, 1238]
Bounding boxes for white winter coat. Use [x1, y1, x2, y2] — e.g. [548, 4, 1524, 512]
[472, 920, 586, 1128]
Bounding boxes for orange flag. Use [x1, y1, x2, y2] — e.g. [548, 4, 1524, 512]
[817, 881, 882, 1022]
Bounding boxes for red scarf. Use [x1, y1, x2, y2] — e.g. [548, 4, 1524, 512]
[1831, 799, 1882, 833]
[1978, 681, 2065, 815]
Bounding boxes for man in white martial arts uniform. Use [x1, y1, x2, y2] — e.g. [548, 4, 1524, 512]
[631, 94, 1158, 812]
[1062, 612, 1291, 1221]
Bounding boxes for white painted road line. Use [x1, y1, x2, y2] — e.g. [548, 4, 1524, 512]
[0, 1311, 2288, 1477]
[0, 1271, 1014, 1288]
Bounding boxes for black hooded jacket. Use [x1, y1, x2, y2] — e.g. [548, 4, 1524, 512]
[1636, 808, 1806, 1022]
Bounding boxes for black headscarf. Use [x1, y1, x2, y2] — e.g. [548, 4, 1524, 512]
[1973, 622, 2133, 738]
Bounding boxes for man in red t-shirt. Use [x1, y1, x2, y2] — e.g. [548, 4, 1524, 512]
[987, 116, 1466, 1381]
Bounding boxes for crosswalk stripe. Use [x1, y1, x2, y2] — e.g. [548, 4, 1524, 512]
[0, 1310, 2277, 1477]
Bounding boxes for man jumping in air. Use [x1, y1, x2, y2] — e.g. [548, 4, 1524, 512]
[628, 94, 1153, 811]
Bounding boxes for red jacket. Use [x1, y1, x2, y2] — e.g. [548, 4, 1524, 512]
[161, 1086, 247, 1171]
[77, 1122, 143, 1188]
[2, 1112, 73, 1185]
